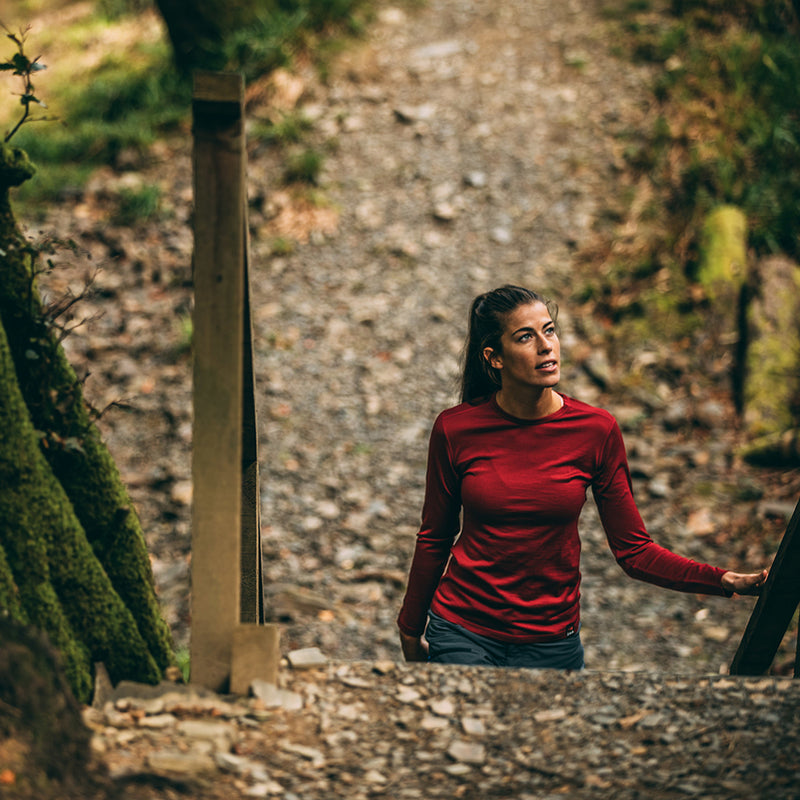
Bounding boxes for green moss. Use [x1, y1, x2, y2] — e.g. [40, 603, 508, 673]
[114, 184, 163, 225]
[251, 111, 314, 146]
[745, 335, 798, 434]
[0, 319, 93, 700]
[743, 259, 800, 438]
[582, 1, 800, 375]
[283, 147, 325, 185]
[0, 315, 163, 699]
[698, 205, 748, 299]
[744, 262, 800, 438]
[0, 541, 26, 621]
[0, 143, 36, 190]
[0, 145, 173, 699]
[0, 203, 173, 674]
[740, 429, 800, 467]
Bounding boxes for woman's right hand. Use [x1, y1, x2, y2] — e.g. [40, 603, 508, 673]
[399, 631, 429, 662]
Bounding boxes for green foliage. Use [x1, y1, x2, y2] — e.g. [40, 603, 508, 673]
[172, 312, 193, 357]
[95, 0, 154, 22]
[224, 7, 309, 79]
[174, 644, 190, 683]
[11, 44, 189, 209]
[2, 0, 375, 207]
[670, 0, 800, 33]
[628, 0, 800, 259]
[283, 146, 324, 184]
[1, 24, 49, 143]
[222, 0, 371, 81]
[252, 110, 314, 146]
[580, 0, 800, 352]
[269, 235, 296, 255]
[114, 183, 162, 225]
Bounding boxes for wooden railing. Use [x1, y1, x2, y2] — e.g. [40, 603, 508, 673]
[730, 497, 800, 677]
[190, 71, 278, 693]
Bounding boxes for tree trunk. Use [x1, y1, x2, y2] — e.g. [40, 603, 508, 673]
[0, 142, 173, 701]
[154, 0, 276, 74]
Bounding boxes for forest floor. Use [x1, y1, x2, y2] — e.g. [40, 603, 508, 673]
[10, 0, 800, 796]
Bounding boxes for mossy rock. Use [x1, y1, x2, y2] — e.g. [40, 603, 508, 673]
[743, 255, 800, 444]
[698, 204, 747, 301]
[740, 428, 800, 467]
[0, 155, 174, 694]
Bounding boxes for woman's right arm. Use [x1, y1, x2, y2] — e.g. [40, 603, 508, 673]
[399, 631, 429, 662]
[396, 415, 461, 652]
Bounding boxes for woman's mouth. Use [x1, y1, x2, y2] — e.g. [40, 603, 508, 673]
[537, 360, 558, 371]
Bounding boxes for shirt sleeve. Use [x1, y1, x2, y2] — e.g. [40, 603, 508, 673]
[592, 419, 729, 596]
[397, 415, 463, 636]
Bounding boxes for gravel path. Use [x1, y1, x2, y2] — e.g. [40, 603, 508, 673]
[83, 662, 800, 799]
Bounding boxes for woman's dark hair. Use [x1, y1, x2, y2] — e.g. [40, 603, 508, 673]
[460, 285, 558, 403]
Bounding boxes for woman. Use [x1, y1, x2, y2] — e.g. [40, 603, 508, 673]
[397, 285, 767, 668]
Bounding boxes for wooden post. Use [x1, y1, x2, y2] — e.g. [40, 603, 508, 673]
[730, 497, 800, 677]
[190, 71, 264, 691]
[230, 623, 280, 695]
[240, 235, 263, 625]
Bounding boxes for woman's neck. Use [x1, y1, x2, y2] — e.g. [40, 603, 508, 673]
[495, 387, 562, 420]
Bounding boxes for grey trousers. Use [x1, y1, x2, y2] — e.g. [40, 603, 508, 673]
[426, 612, 585, 670]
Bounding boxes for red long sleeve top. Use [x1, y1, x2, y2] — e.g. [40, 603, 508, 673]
[397, 393, 729, 642]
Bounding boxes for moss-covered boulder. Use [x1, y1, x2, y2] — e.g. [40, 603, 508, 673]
[0, 142, 36, 191]
[698, 205, 748, 302]
[740, 255, 800, 465]
[740, 428, 800, 467]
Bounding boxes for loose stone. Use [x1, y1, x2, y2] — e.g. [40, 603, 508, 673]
[287, 647, 328, 669]
[137, 713, 177, 729]
[429, 698, 456, 716]
[146, 748, 218, 776]
[461, 717, 486, 735]
[447, 740, 487, 765]
[251, 679, 304, 711]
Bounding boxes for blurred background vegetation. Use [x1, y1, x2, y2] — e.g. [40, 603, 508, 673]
[1, 0, 378, 210]
[583, 0, 799, 339]
[2, 0, 798, 316]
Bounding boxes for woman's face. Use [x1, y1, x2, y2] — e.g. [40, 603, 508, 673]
[483, 302, 560, 391]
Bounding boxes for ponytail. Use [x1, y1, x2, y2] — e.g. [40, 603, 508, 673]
[460, 285, 557, 404]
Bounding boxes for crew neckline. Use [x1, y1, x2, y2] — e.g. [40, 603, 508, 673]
[490, 391, 568, 425]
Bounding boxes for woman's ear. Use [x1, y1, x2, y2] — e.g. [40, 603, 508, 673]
[483, 347, 502, 370]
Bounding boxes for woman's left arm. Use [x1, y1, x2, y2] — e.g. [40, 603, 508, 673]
[594, 418, 768, 596]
